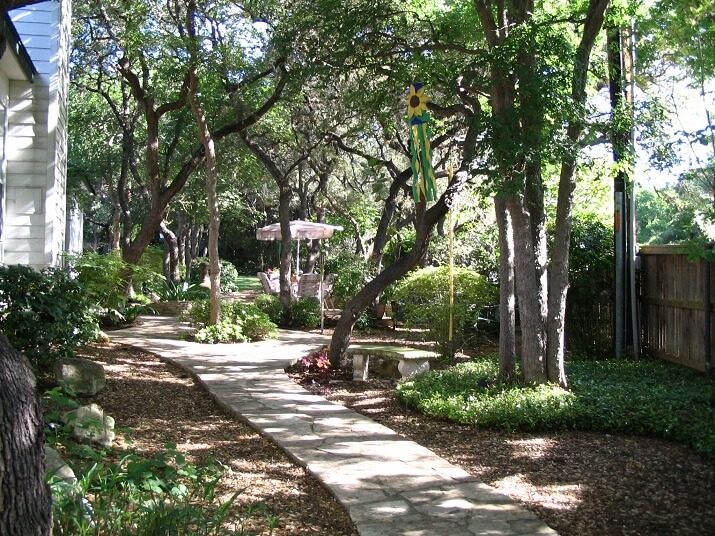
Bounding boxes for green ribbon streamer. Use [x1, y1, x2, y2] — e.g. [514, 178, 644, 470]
[410, 115, 437, 203]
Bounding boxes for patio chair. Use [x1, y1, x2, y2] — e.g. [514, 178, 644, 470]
[257, 272, 279, 295]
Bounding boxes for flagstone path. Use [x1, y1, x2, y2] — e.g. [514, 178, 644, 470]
[109, 316, 556, 536]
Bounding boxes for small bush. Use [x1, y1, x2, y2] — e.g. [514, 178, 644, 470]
[157, 282, 209, 302]
[288, 347, 332, 377]
[290, 298, 321, 329]
[0, 265, 99, 371]
[254, 294, 284, 324]
[397, 356, 715, 459]
[186, 300, 276, 342]
[194, 320, 247, 344]
[190, 258, 242, 293]
[393, 266, 497, 356]
[328, 252, 373, 307]
[50, 445, 269, 535]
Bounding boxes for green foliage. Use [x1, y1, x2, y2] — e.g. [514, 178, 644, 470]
[289, 298, 321, 329]
[190, 258, 243, 293]
[188, 300, 277, 342]
[326, 252, 373, 308]
[397, 356, 715, 458]
[254, 294, 284, 325]
[70, 250, 165, 325]
[194, 320, 248, 344]
[0, 265, 99, 371]
[393, 266, 497, 356]
[565, 215, 613, 358]
[50, 445, 271, 535]
[158, 282, 210, 302]
[636, 189, 698, 245]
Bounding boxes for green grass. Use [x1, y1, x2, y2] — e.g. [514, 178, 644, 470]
[234, 275, 262, 291]
[396, 356, 715, 459]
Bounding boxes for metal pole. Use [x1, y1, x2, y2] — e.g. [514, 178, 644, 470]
[320, 241, 325, 334]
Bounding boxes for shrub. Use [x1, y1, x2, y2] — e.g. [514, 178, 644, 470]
[393, 266, 497, 356]
[186, 300, 276, 342]
[190, 258, 242, 293]
[396, 356, 715, 459]
[290, 298, 321, 329]
[254, 294, 284, 324]
[194, 320, 247, 344]
[50, 446, 269, 535]
[157, 282, 209, 302]
[291, 347, 331, 376]
[327, 252, 373, 307]
[70, 250, 165, 326]
[0, 265, 99, 371]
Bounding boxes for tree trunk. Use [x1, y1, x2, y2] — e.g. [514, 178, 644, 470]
[0, 334, 52, 536]
[278, 182, 293, 309]
[546, 0, 610, 386]
[160, 220, 180, 285]
[495, 196, 516, 380]
[189, 72, 221, 324]
[508, 196, 546, 383]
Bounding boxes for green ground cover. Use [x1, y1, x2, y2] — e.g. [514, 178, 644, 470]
[397, 356, 715, 459]
[233, 275, 262, 292]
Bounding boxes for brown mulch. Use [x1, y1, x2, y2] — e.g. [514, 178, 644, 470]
[75, 342, 358, 536]
[289, 365, 715, 536]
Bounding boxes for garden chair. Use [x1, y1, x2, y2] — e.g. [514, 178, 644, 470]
[257, 272, 279, 294]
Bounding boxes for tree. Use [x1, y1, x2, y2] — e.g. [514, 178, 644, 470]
[0, 334, 52, 536]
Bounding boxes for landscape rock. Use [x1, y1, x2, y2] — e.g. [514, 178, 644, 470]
[72, 403, 115, 448]
[44, 445, 76, 485]
[55, 357, 106, 395]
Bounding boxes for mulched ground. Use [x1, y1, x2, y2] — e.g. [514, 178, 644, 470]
[75, 342, 358, 536]
[288, 361, 715, 536]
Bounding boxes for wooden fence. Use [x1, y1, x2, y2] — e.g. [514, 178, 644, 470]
[640, 245, 712, 372]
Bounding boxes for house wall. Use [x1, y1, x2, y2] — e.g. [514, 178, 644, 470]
[5, 0, 71, 269]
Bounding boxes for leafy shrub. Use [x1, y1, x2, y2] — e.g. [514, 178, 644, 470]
[289, 298, 321, 329]
[393, 266, 497, 356]
[327, 252, 373, 307]
[50, 445, 271, 535]
[157, 281, 209, 302]
[254, 294, 284, 324]
[288, 347, 332, 377]
[565, 215, 613, 357]
[70, 250, 165, 326]
[190, 258, 242, 293]
[397, 356, 715, 459]
[187, 300, 276, 342]
[194, 320, 247, 344]
[0, 265, 99, 371]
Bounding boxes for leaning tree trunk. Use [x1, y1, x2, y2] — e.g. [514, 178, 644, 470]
[278, 182, 294, 309]
[0, 334, 52, 536]
[160, 221, 180, 285]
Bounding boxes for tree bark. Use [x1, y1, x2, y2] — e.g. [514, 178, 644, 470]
[0, 334, 52, 536]
[546, 0, 610, 386]
[495, 196, 516, 379]
[188, 70, 221, 324]
[278, 182, 294, 308]
[159, 220, 180, 285]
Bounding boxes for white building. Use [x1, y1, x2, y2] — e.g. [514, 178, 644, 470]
[0, 0, 77, 269]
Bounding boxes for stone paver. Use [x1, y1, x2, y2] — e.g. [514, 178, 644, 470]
[109, 316, 557, 535]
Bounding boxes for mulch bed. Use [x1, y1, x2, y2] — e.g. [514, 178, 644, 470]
[75, 342, 358, 536]
[288, 361, 715, 536]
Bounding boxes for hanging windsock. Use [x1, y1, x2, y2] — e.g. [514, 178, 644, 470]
[406, 82, 437, 203]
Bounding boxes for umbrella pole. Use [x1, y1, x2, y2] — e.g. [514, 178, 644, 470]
[296, 240, 300, 275]
[320, 240, 325, 334]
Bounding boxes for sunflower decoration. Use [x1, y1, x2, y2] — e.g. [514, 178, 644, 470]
[407, 82, 437, 203]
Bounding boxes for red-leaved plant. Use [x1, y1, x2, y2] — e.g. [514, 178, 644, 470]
[297, 347, 331, 374]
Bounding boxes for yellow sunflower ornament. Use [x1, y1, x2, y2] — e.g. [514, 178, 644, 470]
[407, 84, 429, 119]
[407, 82, 437, 202]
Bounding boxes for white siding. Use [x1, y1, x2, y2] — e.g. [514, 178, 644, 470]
[5, 0, 72, 269]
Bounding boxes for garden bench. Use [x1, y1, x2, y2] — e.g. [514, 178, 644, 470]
[346, 344, 439, 381]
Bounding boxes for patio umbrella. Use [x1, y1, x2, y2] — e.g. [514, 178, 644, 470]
[256, 220, 343, 333]
[256, 220, 343, 273]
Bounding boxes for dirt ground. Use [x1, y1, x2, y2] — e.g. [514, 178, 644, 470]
[289, 361, 715, 536]
[76, 342, 358, 536]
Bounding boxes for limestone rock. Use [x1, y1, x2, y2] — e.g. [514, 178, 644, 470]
[55, 357, 106, 395]
[44, 445, 76, 485]
[72, 403, 115, 448]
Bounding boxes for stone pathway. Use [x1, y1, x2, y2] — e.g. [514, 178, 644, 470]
[109, 316, 557, 536]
